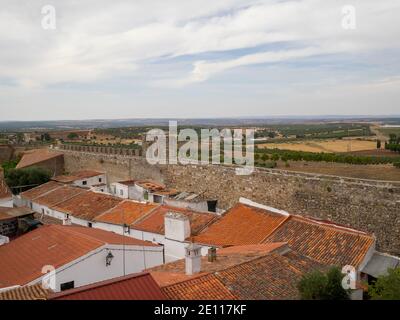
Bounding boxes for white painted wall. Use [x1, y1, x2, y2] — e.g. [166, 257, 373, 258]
[28, 244, 164, 292]
[72, 174, 106, 189]
[111, 183, 130, 199]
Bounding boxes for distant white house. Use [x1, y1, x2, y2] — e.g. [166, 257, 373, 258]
[111, 179, 178, 203]
[52, 170, 106, 189]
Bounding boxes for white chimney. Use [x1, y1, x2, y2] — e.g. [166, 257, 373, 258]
[185, 243, 202, 275]
[164, 212, 191, 242]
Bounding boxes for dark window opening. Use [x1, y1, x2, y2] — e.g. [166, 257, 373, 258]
[60, 281, 74, 291]
[82, 181, 87, 185]
[88, 222, 92, 228]
[99, 178, 102, 183]
[207, 200, 218, 213]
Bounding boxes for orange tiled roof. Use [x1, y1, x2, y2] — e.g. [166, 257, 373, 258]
[135, 180, 165, 192]
[193, 203, 288, 246]
[51, 191, 122, 221]
[132, 205, 218, 236]
[94, 200, 159, 225]
[0, 176, 12, 199]
[20, 181, 63, 200]
[158, 247, 324, 300]
[52, 170, 103, 183]
[0, 225, 159, 289]
[162, 274, 238, 300]
[148, 242, 287, 287]
[214, 251, 324, 300]
[49, 272, 166, 300]
[33, 185, 86, 207]
[0, 283, 51, 300]
[264, 215, 375, 268]
[16, 149, 63, 169]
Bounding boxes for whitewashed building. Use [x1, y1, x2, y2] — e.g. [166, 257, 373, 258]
[0, 225, 163, 293]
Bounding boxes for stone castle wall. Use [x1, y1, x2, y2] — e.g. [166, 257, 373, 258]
[55, 146, 400, 255]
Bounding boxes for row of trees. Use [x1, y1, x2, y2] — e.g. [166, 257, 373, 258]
[255, 148, 398, 165]
[4, 167, 51, 194]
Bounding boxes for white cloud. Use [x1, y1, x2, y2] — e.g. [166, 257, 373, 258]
[0, 0, 399, 88]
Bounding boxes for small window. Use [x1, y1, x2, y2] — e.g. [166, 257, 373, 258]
[82, 181, 87, 186]
[120, 189, 123, 196]
[60, 281, 75, 291]
[143, 191, 149, 201]
[88, 222, 92, 228]
[42, 208, 45, 214]
[99, 178, 102, 183]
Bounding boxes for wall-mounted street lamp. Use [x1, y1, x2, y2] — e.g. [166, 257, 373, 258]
[106, 251, 114, 267]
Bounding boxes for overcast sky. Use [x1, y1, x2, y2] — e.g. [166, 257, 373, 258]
[0, 0, 399, 121]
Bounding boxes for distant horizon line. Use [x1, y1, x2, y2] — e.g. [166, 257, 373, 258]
[1, 114, 400, 123]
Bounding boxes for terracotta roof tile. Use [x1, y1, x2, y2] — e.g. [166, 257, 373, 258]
[20, 181, 63, 200]
[0, 225, 159, 289]
[33, 185, 86, 207]
[214, 251, 324, 300]
[94, 200, 159, 225]
[264, 215, 375, 268]
[51, 191, 122, 221]
[133, 205, 218, 236]
[49, 273, 166, 300]
[158, 247, 324, 300]
[136, 180, 165, 192]
[162, 274, 238, 300]
[148, 243, 287, 287]
[0, 283, 51, 300]
[16, 149, 63, 169]
[194, 203, 288, 246]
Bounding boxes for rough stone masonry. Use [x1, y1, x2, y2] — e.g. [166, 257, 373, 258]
[58, 147, 400, 256]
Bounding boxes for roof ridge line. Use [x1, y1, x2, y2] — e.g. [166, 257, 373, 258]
[130, 203, 162, 226]
[41, 186, 87, 209]
[292, 214, 373, 237]
[260, 214, 292, 243]
[53, 225, 105, 246]
[29, 183, 64, 201]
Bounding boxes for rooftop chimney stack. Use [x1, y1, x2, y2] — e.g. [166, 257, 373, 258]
[164, 212, 191, 242]
[185, 243, 202, 275]
[208, 247, 217, 262]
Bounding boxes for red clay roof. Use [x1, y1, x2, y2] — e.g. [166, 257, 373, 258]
[20, 181, 63, 200]
[33, 185, 86, 207]
[94, 200, 159, 225]
[0, 177, 12, 199]
[0, 225, 159, 289]
[0, 283, 51, 300]
[16, 149, 63, 169]
[159, 248, 323, 300]
[214, 251, 324, 300]
[52, 170, 104, 183]
[49, 272, 166, 300]
[133, 205, 218, 236]
[149, 243, 287, 287]
[51, 191, 122, 221]
[264, 215, 375, 268]
[193, 203, 288, 246]
[162, 274, 238, 300]
[135, 180, 165, 192]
